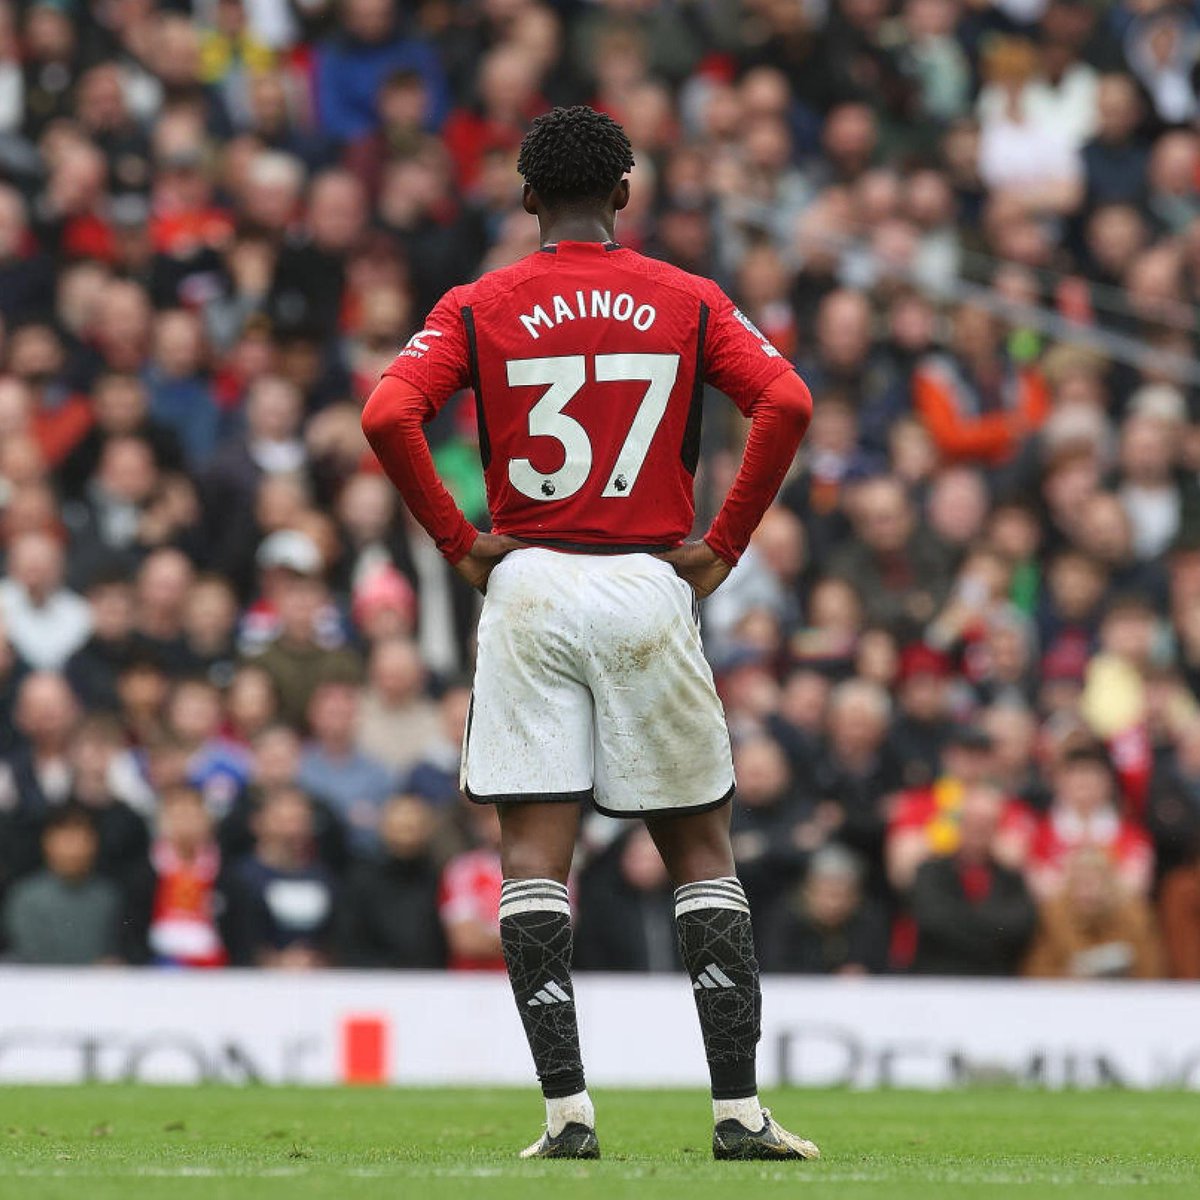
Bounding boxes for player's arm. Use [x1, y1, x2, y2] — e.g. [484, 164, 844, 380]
[361, 294, 519, 592]
[661, 295, 812, 596]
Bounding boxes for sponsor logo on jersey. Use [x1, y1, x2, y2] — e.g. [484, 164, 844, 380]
[396, 328, 444, 359]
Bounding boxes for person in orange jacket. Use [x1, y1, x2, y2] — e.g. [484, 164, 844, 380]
[913, 303, 1049, 466]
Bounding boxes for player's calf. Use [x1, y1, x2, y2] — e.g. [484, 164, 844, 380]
[674, 877, 819, 1159]
[499, 878, 597, 1157]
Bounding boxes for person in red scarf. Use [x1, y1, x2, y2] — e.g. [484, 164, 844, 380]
[1028, 742, 1154, 901]
[125, 784, 229, 968]
[908, 783, 1038, 975]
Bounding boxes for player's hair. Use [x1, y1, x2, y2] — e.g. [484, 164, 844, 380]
[517, 106, 634, 206]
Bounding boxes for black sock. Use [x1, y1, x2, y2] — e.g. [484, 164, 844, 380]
[674, 877, 761, 1100]
[499, 878, 586, 1100]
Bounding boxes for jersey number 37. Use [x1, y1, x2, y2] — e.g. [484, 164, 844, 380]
[505, 353, 680, 502]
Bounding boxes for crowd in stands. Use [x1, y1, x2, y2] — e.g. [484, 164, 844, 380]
[2, 0, 1200, 980]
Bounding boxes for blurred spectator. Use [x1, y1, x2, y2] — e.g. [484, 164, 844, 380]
[887, 643, 954, 790]
[3, 806, 122, 965]
[830, 475, 952, 637]
[0, 184, 54, 323]
[64, 567, 138, 710]
[1159, 853, 1200, 979]
[224, 785, 338, 968]
[705, 506, 806, 665]
[439, 802, 504, 971]
[183, 574, 240, 686]
[913, 304, 1050, 466]
[199, 377, 307, 592]
[406, 682, 471, 807]
[220, 723, 350, 873]
[0, 672, 80, 877]
[728, 735, 805, 920]
[68, 713, 151, 879]
[809, 678, 902, 879]
[144, 309, 218, 465]
[0, 0, 1196, 979]
[1081, 74, 1148, 211]
[1023, 848, 1162, 979]
[761, 845, 889, 975]
[0, 531, 91, 669]
[58, 372, 184, 499]
[888, 726, 1032, 893]
[1028, 742, 1154, 900]
[356, 636, 441, 772]
[225, 664, 280, 744]
[249, 540, 362, 727]
[313, 0, 447, 144]
[134, 548, 195, 674]
[575, 826, 679, 973]
[124, 784, 229, 967]
[909, 784, 1038, 975]
[339, 794, 446, 968]
[297, 679, 392, 852]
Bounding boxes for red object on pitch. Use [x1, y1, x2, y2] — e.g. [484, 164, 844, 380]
[364, 241, 810, 566]
[341, 1016, 389, 1084]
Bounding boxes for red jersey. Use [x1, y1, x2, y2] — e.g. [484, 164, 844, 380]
[374, 241, 802, 562]
[438, 848, 505, 972]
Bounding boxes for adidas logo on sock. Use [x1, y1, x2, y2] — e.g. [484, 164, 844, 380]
[527, 980, 572, 1007]
[692, 963, 736, 991]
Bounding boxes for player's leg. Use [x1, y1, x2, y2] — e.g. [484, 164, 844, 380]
[496, 801, 597, 1158]
[646, 804, 820, 1160]
[464, 549, 598, 1158]
[580, 555, 817, 1159]
[644, 806, 761, 1122]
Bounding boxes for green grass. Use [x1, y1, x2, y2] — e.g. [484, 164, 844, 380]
[1, 1086, 1198, 1199]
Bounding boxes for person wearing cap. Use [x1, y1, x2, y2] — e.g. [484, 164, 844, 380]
[887, 643, 955, 790]
[238, 528, 345, 654]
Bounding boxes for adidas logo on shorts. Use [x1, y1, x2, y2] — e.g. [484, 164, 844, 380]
[527, 980, 572, 1007]
[692, 963, 736, 991]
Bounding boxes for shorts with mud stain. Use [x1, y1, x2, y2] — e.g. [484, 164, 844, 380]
[461, 547, 735, 817]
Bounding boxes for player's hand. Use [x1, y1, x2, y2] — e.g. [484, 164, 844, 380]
[454, 532, 524, 593]
[657, 541, 732, 598]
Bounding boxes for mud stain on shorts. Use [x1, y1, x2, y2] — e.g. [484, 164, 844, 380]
[607, 626, 674, 681]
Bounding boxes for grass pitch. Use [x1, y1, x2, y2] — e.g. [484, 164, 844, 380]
[1, 1086, 1197, 1199]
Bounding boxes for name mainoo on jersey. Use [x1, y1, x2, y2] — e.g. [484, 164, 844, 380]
[519, 290, 656, 340]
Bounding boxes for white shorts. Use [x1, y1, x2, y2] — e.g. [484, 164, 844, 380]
[461, 548, 735, 817]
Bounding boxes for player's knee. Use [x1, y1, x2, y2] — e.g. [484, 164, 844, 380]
[501, 840, 570, 884]
[674, 847, 737, 886]
[657, 833, 736, 886]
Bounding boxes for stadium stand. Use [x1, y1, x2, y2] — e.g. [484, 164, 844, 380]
[1, 0, 1199, 981]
